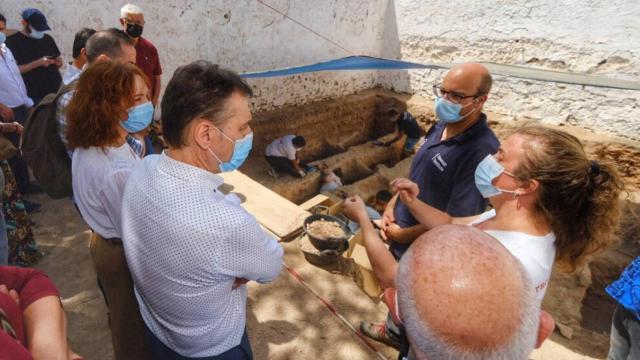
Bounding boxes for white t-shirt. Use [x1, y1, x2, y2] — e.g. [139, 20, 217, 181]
[265, 135, 297, 160]
[470, 209, 556, 302]
[72, 143, 140, 239]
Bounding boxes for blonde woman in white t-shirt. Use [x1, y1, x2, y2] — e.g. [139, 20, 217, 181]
[345, 125, 624, 303]
[387, 125, 624, 301]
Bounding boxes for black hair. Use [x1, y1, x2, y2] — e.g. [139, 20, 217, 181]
[0, 13, 6, 23]
[162, 60, 253, 148]
[333, 168, 343, 179]
[72, 27, 97, 59]
[376, 190, 393, 203]
[292, 136, 306, 148]
[85, 28, 134, 63]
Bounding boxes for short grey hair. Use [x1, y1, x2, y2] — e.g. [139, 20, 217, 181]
[120, 3, 143, 18]
[396, 246, 540, 360]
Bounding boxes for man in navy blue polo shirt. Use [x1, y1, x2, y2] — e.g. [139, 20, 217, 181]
[361, 63, 500, 348]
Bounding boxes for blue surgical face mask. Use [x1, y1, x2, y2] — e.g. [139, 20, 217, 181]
[435, 96, 481, 124]
[121, 101, 154, 133]
[0, 32, 6, 44]
[29, 27, 45, 39]
[474, 154, 518, 198]
[435, 96, 463, 123]
[209, 128, 253, 172]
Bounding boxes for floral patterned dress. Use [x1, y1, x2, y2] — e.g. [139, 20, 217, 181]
[1, 161, 42, 266]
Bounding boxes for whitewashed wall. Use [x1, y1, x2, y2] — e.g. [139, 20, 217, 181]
[383, 0, 640, 139]
[2, 1, 639, 138]
[0, 0, 396, 111]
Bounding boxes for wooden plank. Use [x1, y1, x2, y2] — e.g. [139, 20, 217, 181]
[219, 170, 310, 239]
[300, 194, 330, 211]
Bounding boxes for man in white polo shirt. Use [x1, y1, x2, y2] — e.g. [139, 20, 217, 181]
[265, 134, 306, 178]
[122, 61, 283, 359]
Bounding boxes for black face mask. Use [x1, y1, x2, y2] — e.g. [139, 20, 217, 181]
[125, 23, 143, 38]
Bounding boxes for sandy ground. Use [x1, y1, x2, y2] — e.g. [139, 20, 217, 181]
[21, 90, 636, 360]
[24, 190, 610, 360]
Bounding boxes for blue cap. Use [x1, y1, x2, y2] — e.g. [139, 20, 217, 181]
[21, 8, 51, 32]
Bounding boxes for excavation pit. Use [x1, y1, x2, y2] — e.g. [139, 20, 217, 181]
[240, 90, 421, 204]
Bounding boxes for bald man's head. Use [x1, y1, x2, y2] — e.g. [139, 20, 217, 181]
[396, 225, 538, 359]
[446, 63, 492, 95]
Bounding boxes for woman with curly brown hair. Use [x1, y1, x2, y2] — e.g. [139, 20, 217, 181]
[67, 60, 151, 238]
[345, 125, 624, 303]
[65, 60, 152, 359]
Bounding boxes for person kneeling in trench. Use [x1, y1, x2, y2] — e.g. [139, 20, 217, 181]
[378, 109, 424, 157]
[265, 134, 307, 178]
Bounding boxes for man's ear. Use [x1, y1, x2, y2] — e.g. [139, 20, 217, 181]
[192, 120, 216, 151]
[474, 94, 488, 107]
[536, 310, 555, 348]
[119, 18, 125, 26]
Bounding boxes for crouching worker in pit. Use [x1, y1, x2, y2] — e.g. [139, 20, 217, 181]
[122, 61, 283, 360]
[66, 60, 153, 359]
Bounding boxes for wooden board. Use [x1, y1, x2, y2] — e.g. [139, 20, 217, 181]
[219, 170, 310, 239]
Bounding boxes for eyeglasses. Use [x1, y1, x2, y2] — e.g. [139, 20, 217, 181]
[432, 83, 483, 104]
[125, 19, 145, 26]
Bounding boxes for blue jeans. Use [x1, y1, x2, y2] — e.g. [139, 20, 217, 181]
[144, 322, 253, 360]
[403, 137, 422, 153]
[608, 304, 640, 360]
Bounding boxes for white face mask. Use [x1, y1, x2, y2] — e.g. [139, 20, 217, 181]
[0, 32, 6, 44]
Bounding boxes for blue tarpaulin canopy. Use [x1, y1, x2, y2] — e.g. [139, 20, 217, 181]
[240, 56, 640, 91]
[240, 56, 443, 78]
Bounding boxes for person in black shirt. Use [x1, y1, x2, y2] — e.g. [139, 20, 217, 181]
[381, 109, 424, 156]
[5, 8, 62, 105]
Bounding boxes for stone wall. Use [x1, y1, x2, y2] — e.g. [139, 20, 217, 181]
[3, 0, 639, 138]
[381, 0, 640, 140]
[0, 0, 397, 111]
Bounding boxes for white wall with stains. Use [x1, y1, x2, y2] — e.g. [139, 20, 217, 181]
[2, 1, 638, 138]
[0, 0, 396, 111]
[383, 0, 640, 139]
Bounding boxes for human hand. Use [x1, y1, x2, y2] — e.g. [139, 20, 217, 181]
[53, 56, 63, 68]
[0, 103, 14, 122]
[343, 195, 368, 223]
[390, 178, 419, 205]
[1, 122, 23, 134]
[0, 284, 19, 305]
[35, 57, 56, 68]
[381, 205, 395, 231]
[384, 223, 403, 242]
[232, 278, 249, 289]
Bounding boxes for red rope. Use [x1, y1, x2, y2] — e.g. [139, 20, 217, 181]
[283, 263, 388, 359]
